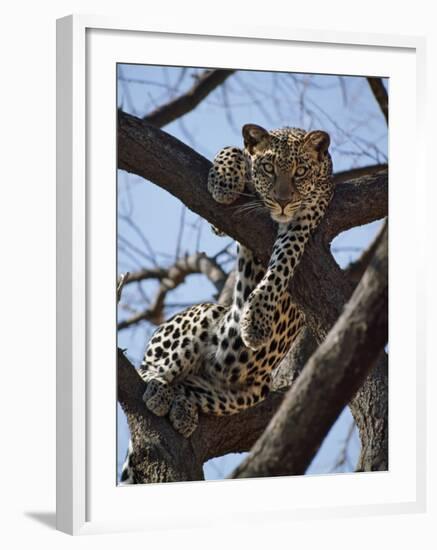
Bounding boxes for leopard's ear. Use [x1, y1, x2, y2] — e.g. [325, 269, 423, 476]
[242, 124, 270, 154]
[304, 130, 330, 160]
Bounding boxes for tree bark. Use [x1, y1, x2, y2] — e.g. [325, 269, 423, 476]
[118, 350, 204, 482]
[117, 112, 389, 478]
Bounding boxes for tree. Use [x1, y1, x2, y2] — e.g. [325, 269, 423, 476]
[116, 67, 388, 482]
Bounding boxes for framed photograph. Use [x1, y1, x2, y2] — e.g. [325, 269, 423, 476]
[56, 15, 426, 535]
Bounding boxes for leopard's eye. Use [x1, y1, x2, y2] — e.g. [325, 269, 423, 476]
[295, 165, 308, 177]
[262, 162, 275, 175]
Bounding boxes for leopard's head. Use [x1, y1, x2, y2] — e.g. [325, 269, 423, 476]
[243, 124, 333, 224]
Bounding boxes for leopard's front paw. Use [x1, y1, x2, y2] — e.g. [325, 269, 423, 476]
[143, 379, 174, 417]
[169, 395, 199, 438]
[240, 295, 273, 351]
[207, 147, 247, 205]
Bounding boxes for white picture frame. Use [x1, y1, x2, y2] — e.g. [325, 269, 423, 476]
[56, 14, 427, 535]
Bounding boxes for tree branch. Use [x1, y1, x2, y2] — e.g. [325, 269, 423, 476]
[118, 348, 288, 477]
[118, 111, 388, 252]
[272, 327, 316, 390]
[143, 69, 235, 128]
[118, 252, 228, 329]
[118, 349, 204, 482]
[367, 77, 389, 123]
[231, 226, 388, 478]
[332, 163, 387, 184]
[344, 219, 387, 285]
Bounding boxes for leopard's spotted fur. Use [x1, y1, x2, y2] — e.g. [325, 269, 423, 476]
[120, 124, 334, 484]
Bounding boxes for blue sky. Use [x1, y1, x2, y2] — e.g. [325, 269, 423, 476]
[117, 64, 387, 481]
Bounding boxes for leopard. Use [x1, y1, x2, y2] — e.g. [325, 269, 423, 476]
[120, 123, 334, 484]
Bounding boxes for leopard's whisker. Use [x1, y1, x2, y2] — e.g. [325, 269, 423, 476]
[232, 202, 261, 212]
[233, 202, 267, 215]
[284, 202, 303, 212]
[232, 200, 265, 211]
[234, 208, 266, 218]
[234, 207, 265, 216]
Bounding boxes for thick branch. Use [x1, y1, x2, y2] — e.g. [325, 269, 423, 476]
[333, 163, 387, 184]
[231, 227, 388, 478]
[118, 349, 203, 482]
[118, 111, 388, 253]
[285, 234, 388, 472]
[144, 69, 235, 128]
[118, 348, 288, 477]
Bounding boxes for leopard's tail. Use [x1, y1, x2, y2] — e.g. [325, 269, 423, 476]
[119, 440, 135, 485]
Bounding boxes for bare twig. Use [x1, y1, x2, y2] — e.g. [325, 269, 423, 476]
[174, 206, 186, 260]
[143, 69, 236, 128]
[118, 234, 155, 265]
[119, 214, 158, 266]
[122, 267, 168, 284]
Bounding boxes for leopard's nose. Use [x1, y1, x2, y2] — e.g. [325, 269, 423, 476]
[272, 176, 293, 208]
[277, 199, 290, 210]
[271, 194, 290, 210]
